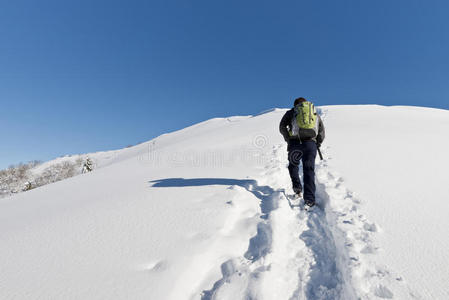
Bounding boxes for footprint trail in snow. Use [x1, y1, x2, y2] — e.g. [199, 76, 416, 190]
[198, 142, 420, 300]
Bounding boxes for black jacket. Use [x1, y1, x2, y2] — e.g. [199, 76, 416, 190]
[279, 108, 325, 144]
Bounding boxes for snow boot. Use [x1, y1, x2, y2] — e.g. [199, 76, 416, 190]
[304, 200, 315, 211]
[293, 187, 302, 199]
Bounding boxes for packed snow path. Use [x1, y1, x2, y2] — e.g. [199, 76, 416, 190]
[192, 144, 420, 300]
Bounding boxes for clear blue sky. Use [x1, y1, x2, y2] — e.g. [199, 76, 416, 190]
[1, 0, 448, 168]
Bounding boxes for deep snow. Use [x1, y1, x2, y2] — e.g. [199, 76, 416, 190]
[1, 105, 448, 299]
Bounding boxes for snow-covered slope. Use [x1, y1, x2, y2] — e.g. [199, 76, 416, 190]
[1, 105, 448, 299]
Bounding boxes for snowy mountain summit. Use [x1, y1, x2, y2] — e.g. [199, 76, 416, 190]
[1, 105, 448, 299]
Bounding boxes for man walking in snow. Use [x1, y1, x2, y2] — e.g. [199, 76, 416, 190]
[279, 97, 325, 208]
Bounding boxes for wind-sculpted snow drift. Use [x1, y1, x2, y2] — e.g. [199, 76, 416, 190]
[1, 105, 448, 299]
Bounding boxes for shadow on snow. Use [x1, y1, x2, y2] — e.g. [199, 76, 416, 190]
[149, 177, 279, 300]
[149, 177, 277, 220]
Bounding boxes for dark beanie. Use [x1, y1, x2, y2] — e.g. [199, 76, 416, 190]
[294, 97, 306, 106]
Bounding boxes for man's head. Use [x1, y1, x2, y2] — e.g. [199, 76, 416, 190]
[294, 97, 306, 106]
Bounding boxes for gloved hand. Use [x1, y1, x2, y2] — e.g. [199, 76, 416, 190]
[316, 142, 321, 148]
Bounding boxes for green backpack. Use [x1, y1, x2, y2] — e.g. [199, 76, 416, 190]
[289, 101, 319, 139]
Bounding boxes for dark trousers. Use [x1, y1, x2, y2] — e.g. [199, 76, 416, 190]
[287, 140, 317, 203]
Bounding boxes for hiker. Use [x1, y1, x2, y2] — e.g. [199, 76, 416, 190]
[279, 97, 325, 207]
